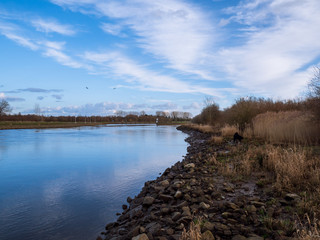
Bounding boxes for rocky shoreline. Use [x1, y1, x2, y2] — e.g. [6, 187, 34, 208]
[98, 126, 300, 240]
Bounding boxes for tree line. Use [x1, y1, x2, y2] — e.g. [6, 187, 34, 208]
[0, 104, 192, 124]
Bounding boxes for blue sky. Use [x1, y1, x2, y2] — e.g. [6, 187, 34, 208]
[1, 0, 319, 116]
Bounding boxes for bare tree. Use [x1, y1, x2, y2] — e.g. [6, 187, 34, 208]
[309, 67, 320, 98]
[307, 66, 320, 119]
[0, 99, 11, 115]
[34, 104, 41, 115]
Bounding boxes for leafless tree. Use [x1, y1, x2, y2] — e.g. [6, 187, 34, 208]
[0, 99, 11, 115]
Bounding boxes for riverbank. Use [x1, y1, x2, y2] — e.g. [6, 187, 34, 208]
[0, 121, 189, 130]
[99, 125, 312, 240]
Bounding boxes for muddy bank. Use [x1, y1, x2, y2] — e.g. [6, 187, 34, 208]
[98, 126, 299, 240]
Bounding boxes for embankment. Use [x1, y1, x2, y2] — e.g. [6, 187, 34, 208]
[98, 125, 301, 240]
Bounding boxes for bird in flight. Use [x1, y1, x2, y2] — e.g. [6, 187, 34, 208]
[86, 87, 88, 89]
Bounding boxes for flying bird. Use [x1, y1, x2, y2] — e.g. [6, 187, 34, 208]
[86, 87, 88, 89]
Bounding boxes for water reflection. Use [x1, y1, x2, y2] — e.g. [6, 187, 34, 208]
[0, 125, 187, 240]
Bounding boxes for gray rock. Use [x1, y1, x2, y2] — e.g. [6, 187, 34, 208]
[132, 233, 149, 240]
[232, 235, 247, 240]
[182, 206, 191, 217]
[172, 212, 182, 221]
[202, 230, 215, 240]
[159, 194, 174, 202]
[160, 180, 170, 187]
[174, 191, 183, 199]
[246, 205, 257, 213]
[184, 163, 195, 168]
[202, 222, 215, 232]
[200, 202, 210, 210]
[285, 193, 301, 201]
[143, 196, 155, 206]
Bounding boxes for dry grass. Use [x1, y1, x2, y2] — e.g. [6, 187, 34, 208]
[221, 124, 238, 137]
[296, 214, 320, 239]
[252, 111, 320, 144]
[209, 136, 223, 144]
[180, 219, 202, 240]
[185, 124, 215, 133]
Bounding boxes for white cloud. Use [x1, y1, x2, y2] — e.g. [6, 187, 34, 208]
[100, 23, 125, 37]
[50, 0, 217, 79]
[216, 0, 320, 99]
[83, 51, 224, 97]
[31, 19, 76, 36]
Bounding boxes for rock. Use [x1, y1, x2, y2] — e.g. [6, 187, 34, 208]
[118, 228, 128, 235]
[173, 181, 183, 189]
[251, 201, 265, 207]
[160, 180, 170, 187]
[174, 191, 183, 199]
[246, 205, 257, 213]
[227, 202, 239, 210]
[232, 235, 247, 240]
[247, 235, 264, 240]
[143, 196, 155, 206]
[172, 212, 182, 221]
[221, 212, 233, 219]
[214, 223, 229, 232]
[202, 230, 215, 240]
[127, 196, 133, 203]
[182, 206, 191, 217]
[132, 233, 149, 240]
[159, 194, 174, 202]
[140, 226, 146, 233]
[285, 193, 301, 202]
[200, 202, 210, 210]
[166, 228, 174, 235]
[122, 204, 128, 210]
[184, 163, 195, 168]
[146, 222, 161, 236]
[161, 207, 170, 215]
[202, 222, 215, 232]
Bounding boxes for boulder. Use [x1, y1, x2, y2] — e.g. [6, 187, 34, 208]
[132, 233, 149, 240]
[143, 196, 155, 206]
[202, 230, 215, 240]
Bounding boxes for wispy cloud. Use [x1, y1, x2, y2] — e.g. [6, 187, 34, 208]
[18, 88, 63, 93]
[100, 23, 125, 37]
[83, 51, 224, 97]
[0, 93, 25, 102]
[51, 94, 63, 100]
[50, 0, 217, 79]
[215, 0, 320, 98]
[0, 22, 39, 50]
[31, 18, 76, 35]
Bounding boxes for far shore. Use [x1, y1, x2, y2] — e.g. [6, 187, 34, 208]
[0, 121, 189, 130]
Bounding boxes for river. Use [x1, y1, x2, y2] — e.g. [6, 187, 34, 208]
[0, 124, 187, 240]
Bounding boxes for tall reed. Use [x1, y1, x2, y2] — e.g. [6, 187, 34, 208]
[251, 111, 320, 144]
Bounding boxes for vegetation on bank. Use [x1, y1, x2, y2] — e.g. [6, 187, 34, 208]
[0, 110, 192, 129]
[182, 69, 320, 239]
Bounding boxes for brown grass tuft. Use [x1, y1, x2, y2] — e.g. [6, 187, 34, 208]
[209, 136, 223, 144]
[221, 124, 238, 137]
[184, 124, 215, 133]
[180, 219, 202, 240]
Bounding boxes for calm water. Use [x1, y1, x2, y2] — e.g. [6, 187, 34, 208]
[0, 125, 187, 240]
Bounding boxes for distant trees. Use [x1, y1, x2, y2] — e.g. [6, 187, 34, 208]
[0, 99, 11, 115]
[192, 98, 220, 125]
[307, 67, 320, 119]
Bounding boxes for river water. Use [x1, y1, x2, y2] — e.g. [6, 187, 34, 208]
[0, 125, 187, 240]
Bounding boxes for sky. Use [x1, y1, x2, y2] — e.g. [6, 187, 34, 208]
[1, 0, 320, 116]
